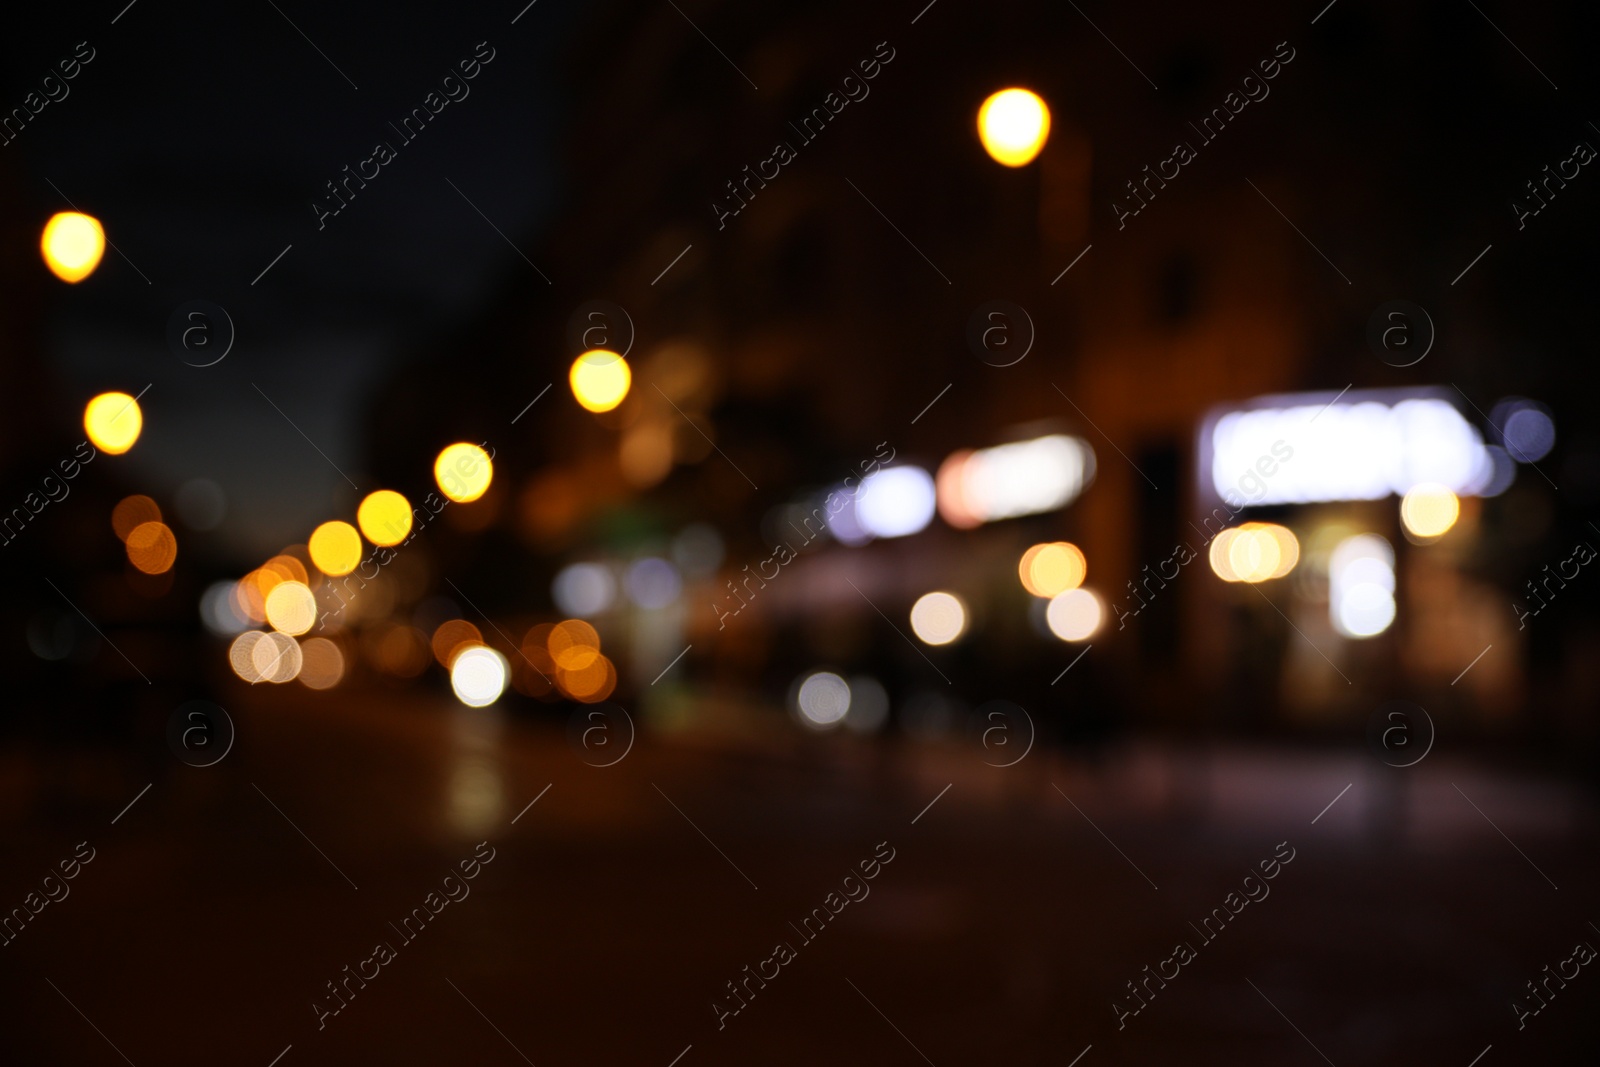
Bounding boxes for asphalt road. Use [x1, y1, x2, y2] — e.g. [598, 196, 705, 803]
[1, 685, 1595, 1066]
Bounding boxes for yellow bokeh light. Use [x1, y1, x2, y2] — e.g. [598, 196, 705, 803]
[264, 580, 317, 636]
[978, 88, 1051, 167]
[1228, 527, 1281, 583]
[84, 392, 143, 455]
[1209, 523, 1299, 583]
[125, 521, 177, 574]
[308, 520, 363, 576]
[41, 211, 105, 282]
[434, 443, 493, 503]
[1019, 542, 1087, 597]
[569, 349, 632, 413]
[1400, 483, 1460, 540]
[358, 489, 413, 546]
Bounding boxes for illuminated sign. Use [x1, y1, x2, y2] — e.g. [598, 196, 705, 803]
[1201, 388, 1502, 505]
[937, 434, 1095, 527]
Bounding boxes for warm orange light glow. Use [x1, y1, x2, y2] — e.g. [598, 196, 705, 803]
[264, 580, 317, 636]
[126, 521, 177, 574]
[298, 637, 345, 689]
[1400, 483, 1460, 540]
[84, 392, 143, 454]
[358, 489, 413, 546]
[308, 520, 363, 576]
[558, 652, 616, 702]
[263, 554, 310, 586]
[569, 349, 632, 413]
[41, 211, 105, 282]
[434, 443, 493, 503]
[935, 451, 982, 529]
[372, 624, 430, 677]
[1208, 523, 1299, 583]
[978, 88, 1051, 166]
[1019, 542, 1086, 597]
[262, 556, 308, 588]
[520, 623, 558, 673]
[548, 619, 601, 671]
[432, 619, 484, 668]
[112, 496, 161, 541]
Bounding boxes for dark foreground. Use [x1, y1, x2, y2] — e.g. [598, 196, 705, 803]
[1, 687, 1595, 1066]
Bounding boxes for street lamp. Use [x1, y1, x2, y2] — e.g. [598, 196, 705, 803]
[977, 88, 1051, 167]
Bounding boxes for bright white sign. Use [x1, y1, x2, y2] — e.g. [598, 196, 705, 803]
[1205, 390, 1495, 505]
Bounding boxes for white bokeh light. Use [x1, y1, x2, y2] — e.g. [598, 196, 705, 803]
[795, 671, 851, 729]
[909, 592, 968, 646]
[1045, 587, 1104, 642]
[451, 646, 509, 707]
[1330, 534, 1396, 638]
[856, 466, 936, 539]
[552, 563, 617, 617]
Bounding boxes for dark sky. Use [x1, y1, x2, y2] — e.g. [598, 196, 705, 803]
[5, 0, 574, 556]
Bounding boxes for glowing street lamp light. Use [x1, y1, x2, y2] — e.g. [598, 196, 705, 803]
[41, 211, 106, 282]
[570, 349, 632, 413]
[978, 88, 1051, 167]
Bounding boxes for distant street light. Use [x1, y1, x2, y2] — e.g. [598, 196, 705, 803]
[978, 88, 1051, 167]
[41, 211, 105, 282]
[569, 349, 632, 413]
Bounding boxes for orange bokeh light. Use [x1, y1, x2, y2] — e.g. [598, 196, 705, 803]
[548, 619, 601, 671]
[126, 521, 177, 574]
[112, 496, 161, 542]
[432, 619, 484, 668]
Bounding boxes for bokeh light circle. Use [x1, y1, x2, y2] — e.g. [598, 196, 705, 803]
[1019, 542, 1086, 597]
[434, 443, 493, 503]
[795, 671, 851, 729]
[432, 619, 484, 668]
[1400, 482, 1460, 540]
[1503, 407, 1556, 463]
[84, 392, 143, 454]
[41, 211, 105, 282]
[297, 637, 346, 689]
[549, 619, 602, 671]
[552, 563, 616, 617]
[977, 88, 1051, 166]
[451, 645, 509, 707]
[112, 495, 162, 541]
[125, 521, 177, 574]
[357, 490, 413, 546]
[264, 580, 317, 636]
[308, 520, 363, 576]
[252, 631, 303, 683]
[1045, 587, 1103, 642]
[569, 349, 632, 413]
[909, 592, 968, 646]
